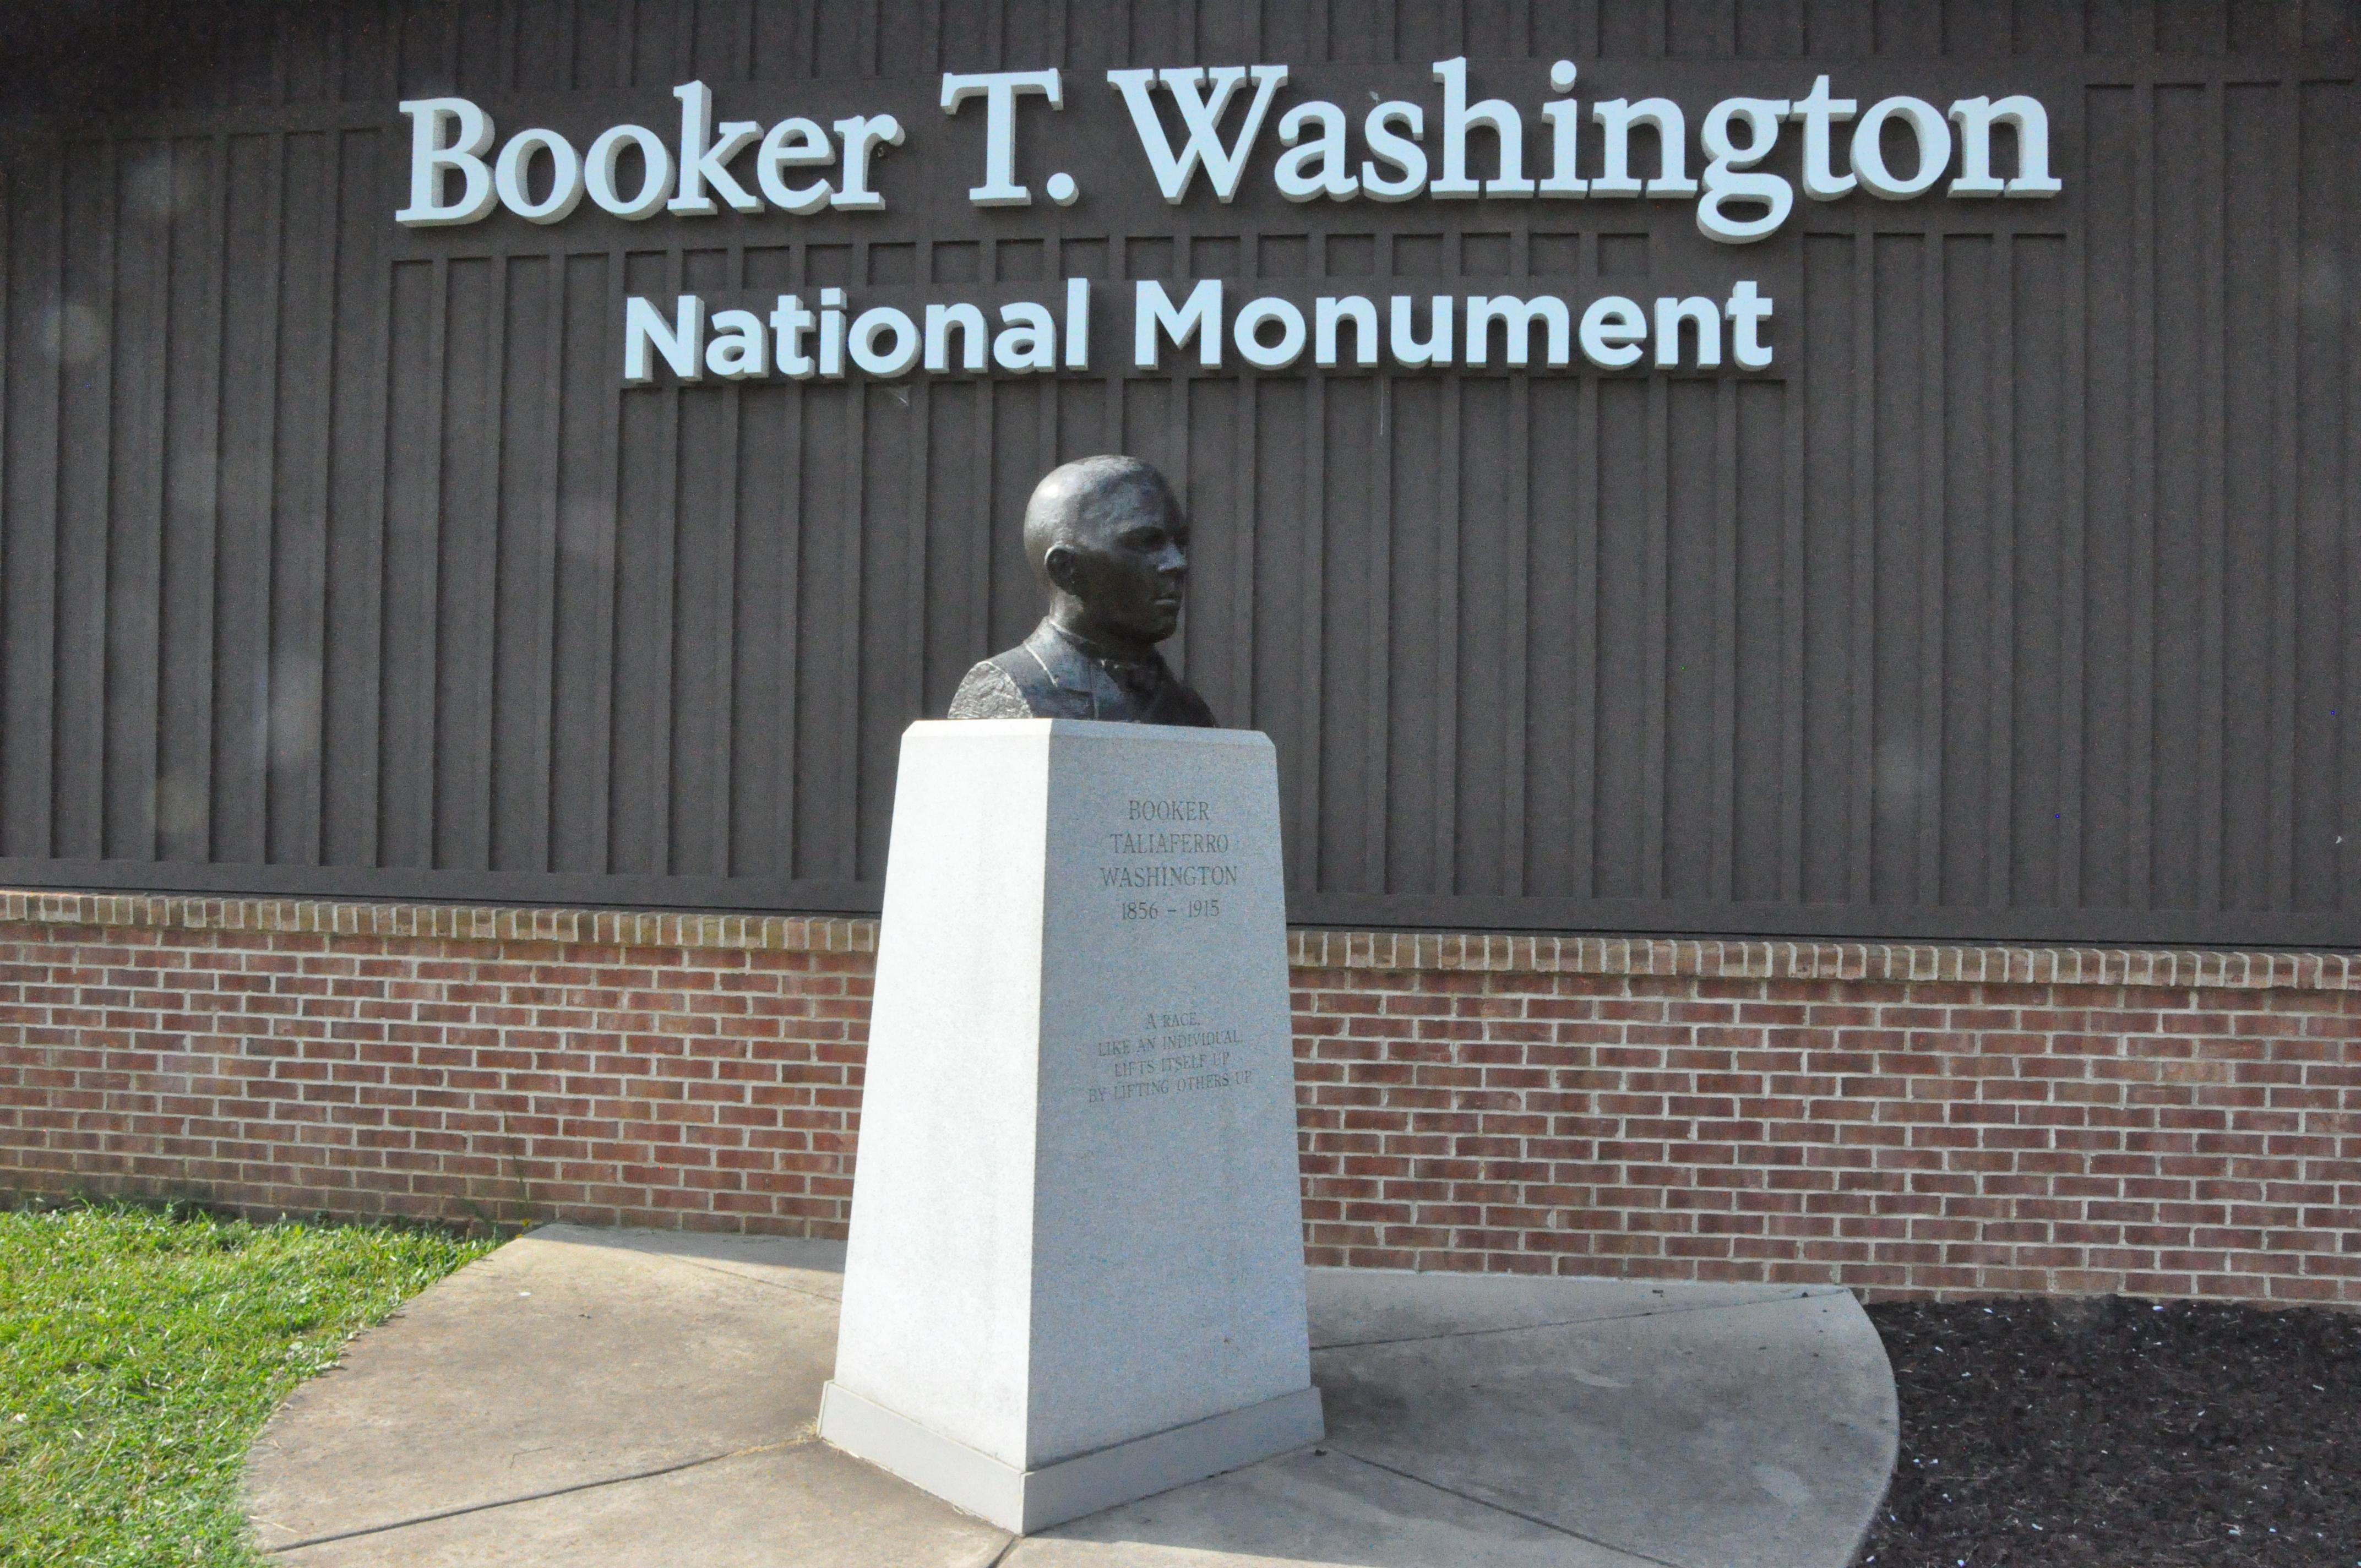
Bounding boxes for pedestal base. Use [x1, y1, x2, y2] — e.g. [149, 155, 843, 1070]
[818, 1381, 1325, 1534]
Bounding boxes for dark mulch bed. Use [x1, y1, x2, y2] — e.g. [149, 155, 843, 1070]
[1853, 1297, 2361, 1567]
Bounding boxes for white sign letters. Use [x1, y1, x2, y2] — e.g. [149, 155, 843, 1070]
[399, 59, 2059, 239]
[391, 59, 2060, 384]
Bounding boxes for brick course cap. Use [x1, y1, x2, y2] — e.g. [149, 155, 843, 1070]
[1, 889, 2351, 991]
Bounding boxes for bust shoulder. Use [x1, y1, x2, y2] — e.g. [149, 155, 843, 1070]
[943, 619, 1216, 726]
[946, 658, 1036, 719]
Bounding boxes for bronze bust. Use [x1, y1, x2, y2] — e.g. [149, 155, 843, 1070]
[948, 455, 1217, 726]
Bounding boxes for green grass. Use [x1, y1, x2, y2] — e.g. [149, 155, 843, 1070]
[0, 1201, 497, 1568]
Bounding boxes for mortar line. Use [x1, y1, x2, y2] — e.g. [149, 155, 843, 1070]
[1328, 1449, 1694, 1568]
[1310, 1288, 1845, 1353]
[263, 1437, 815, 1553]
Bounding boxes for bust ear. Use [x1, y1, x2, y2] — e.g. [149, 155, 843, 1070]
[1042, 541, 1082, 595]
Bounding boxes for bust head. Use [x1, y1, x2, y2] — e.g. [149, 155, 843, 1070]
[944, 455, 1216, 725]
[1023, 455, 1189, 653]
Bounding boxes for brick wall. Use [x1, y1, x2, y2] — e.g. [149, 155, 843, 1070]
[2, 892, 2354, 1305]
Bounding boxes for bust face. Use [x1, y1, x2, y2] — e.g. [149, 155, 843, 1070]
[1045, 478, 1190, 645]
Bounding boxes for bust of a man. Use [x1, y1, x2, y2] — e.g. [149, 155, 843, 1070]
[948, 455, 1217, 727]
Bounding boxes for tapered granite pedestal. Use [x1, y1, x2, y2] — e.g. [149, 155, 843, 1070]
[818, 719, 1323, 1533]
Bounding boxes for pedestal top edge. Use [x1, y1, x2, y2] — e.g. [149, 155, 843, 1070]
[903, 718, 1275, 749]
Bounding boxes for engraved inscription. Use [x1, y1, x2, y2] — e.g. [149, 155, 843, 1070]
[1098, 798, 1240, 921]
[1083, 1006, 1251, 1107]
[1082, 795, 1254, 1105]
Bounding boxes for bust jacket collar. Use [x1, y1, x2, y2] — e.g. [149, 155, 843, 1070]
[1022, 619, 1168, 709]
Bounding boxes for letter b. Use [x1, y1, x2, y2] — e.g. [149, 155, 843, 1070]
[397, 98, 498, 227]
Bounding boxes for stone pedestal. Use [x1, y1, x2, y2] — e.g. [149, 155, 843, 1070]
[819, 718, 1321, 1534]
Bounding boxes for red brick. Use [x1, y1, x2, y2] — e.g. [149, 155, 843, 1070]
[4, 906, 2354, 1306]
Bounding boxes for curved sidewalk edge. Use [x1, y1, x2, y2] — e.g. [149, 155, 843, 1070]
[246, 1226, 1897, 1568]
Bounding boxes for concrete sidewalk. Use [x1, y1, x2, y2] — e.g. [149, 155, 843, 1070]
[244, 1226, 1897, 1567]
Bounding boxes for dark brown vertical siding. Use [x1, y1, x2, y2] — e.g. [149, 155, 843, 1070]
[2298, 81, 2352, 915]
[105, 139, 169, 865]
[53, 140, 113, 865]
[2012, 233, 2068, 906]
[489, 251, 559, 873]
[3, 155, 56, 861]
[157, 137, 227, 867]
[671, 312, 738, 879]
[378, 254, 440, 868]
[0, 0, 2355, 941]
[1732, 377, 1784, 903]
[547, 249, 618, 876]
[435, 253, 502, 870]
[323, 128, 392, 869]
[269, 130, 338, 868]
